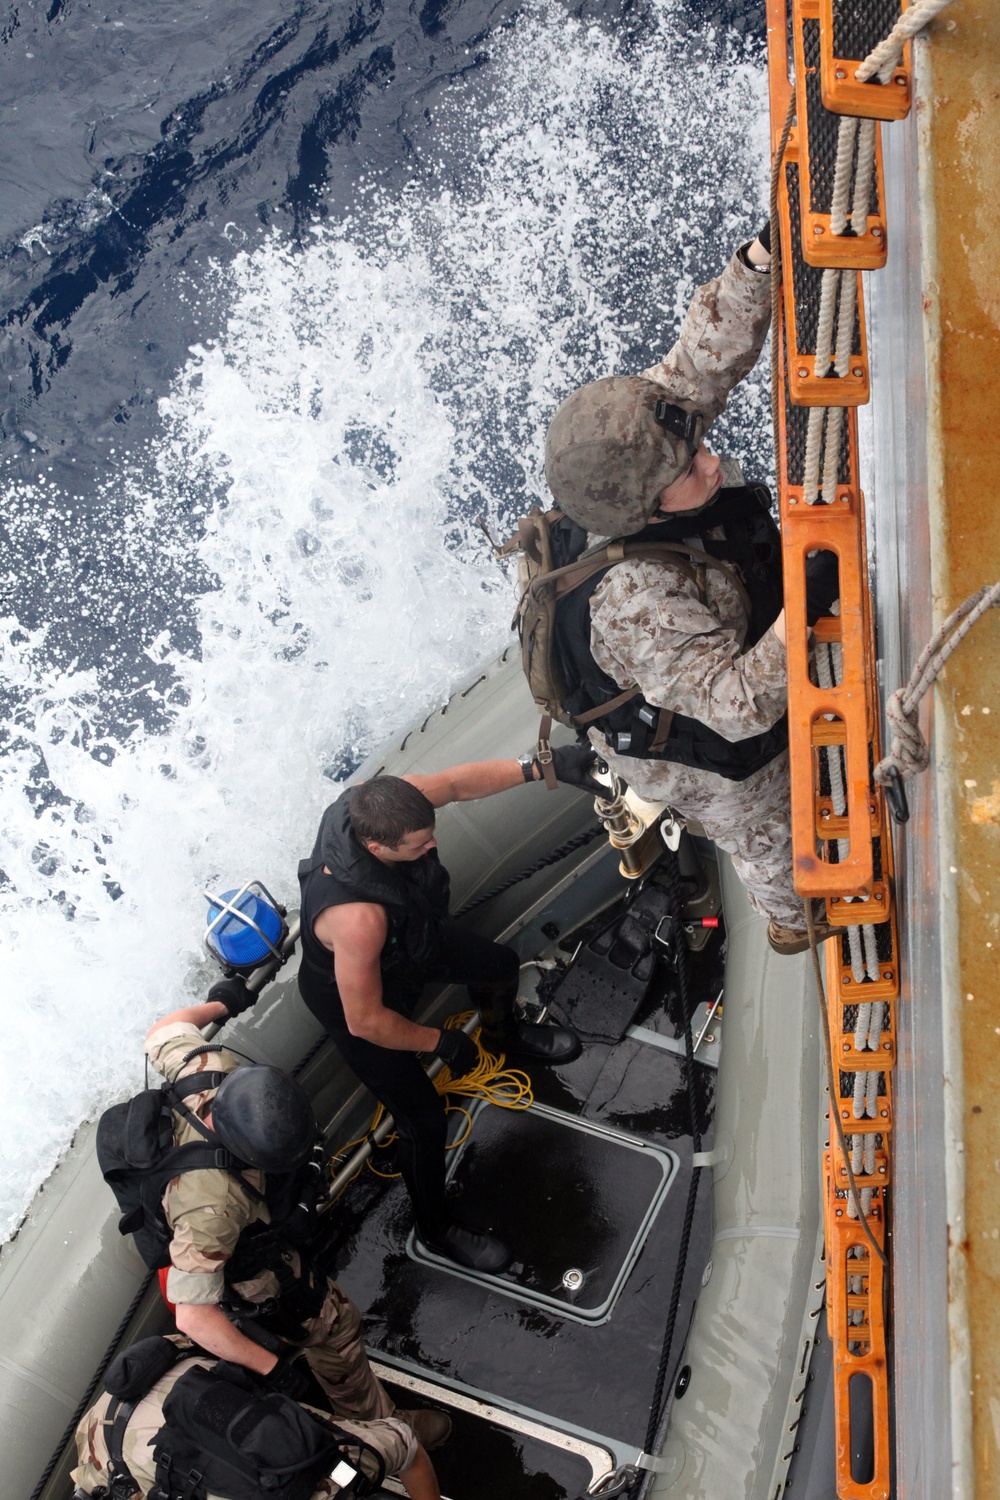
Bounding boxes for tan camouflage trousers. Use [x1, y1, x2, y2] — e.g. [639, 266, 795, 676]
[291, 1278, 394, 1421]
[594, 741, 806, 931]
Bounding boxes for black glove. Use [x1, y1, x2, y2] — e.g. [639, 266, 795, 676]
[756, 219, 771, 254]
[264, 1356, 314, 1403]
[208, 975, 256, 1018]
[433, 1027, 479, 1080]
[805, 549, 840, 625]
[544, 744, 607, 798]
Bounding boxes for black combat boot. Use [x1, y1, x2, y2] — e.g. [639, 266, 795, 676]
[483, 1017, 582, 1065]
[419, 1221, 512, 1274]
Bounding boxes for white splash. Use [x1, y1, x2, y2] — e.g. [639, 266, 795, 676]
[0, 0, 769, 1239]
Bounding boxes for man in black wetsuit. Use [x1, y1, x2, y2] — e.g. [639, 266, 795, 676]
[297, 754, 593, 1274]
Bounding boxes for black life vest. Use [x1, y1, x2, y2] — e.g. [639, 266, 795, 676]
[97, 1056, 324, 1324]
[297, 787, 451, 993]
[554, 485, 788, 780]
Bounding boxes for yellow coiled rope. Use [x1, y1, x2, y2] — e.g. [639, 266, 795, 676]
[329, 1012, 533, 1185]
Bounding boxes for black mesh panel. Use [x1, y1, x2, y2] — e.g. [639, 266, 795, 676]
[831, 0, 902, 66]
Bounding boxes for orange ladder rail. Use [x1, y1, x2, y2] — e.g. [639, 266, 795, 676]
[765, 0, 910, 1493]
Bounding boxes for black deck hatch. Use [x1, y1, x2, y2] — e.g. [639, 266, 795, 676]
[407, 1101, 677, 1323]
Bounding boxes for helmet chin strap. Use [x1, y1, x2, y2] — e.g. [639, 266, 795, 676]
[650, 490, 724, 523]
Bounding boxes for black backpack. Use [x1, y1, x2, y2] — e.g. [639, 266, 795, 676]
[96, 1065, 264, 1271]
[97, 1337, 384, 1500]
[151, 1362, 384, 1500]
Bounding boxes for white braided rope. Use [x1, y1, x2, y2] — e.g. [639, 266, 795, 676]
[852, 120, 878, 231]
[853, 1070, 868, 1116]
[852, 1132, 864, 1174]
[821, 403, 845, 504]
[875, 580, 1000, 787]
[829, 118, 859, 236]
[865, 1059, 881, 1114]
[856, 0, 958, 84]
[862, 920, 880, 982]
[815, 268, 840, 372]
[834, 266, 858, 375]
[803, 406, 825, 504]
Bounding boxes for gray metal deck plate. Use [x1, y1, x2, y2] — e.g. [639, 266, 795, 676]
[407, 1101, 677, 1322]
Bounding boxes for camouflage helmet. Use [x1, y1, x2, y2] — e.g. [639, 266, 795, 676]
[544, 376, 706, 536]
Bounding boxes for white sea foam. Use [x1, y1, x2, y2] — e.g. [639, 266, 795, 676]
[0, 0, 769, 1240]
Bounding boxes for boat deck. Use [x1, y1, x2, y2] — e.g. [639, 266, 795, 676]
[312, 931, 724, 1497]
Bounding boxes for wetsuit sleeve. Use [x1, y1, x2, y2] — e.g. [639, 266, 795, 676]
[590, 558, 788, 740]
[641, 246, 772, 426]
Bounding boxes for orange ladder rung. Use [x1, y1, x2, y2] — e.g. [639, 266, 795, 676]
[819, 0, 913, 120]
[795, 0, 889, 268]
[779, 150, 871, 406]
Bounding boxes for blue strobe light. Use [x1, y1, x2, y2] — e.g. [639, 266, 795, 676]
[204, 880, 287, 974]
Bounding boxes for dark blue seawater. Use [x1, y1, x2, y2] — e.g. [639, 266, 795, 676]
[0, 0, 765, 1234]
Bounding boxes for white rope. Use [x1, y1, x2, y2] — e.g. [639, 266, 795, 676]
[856, 0, 958, 85]
[834, 271, 857, 376]
[874, 580, 1000, 787]
[803, 407, 825, 504]
[829, 118, 859, 236]
[814, 268, 840, 376]
[847, 920, 866, 984]
[851, 120, 878, 232]
[853, 1070, 868, 1117]
[821, 404, 844, 504]
[865, 1063, 881, 1116]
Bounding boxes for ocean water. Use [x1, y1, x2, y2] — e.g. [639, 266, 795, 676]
[0, 0, 769, 1241]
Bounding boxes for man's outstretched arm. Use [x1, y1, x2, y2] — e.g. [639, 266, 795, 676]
[643, 230, 773, 428]
[405, 747, 603, 807]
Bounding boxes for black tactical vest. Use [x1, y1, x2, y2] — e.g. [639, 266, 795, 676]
[553, 485, 788, 780]
[297, 788, 451, 998]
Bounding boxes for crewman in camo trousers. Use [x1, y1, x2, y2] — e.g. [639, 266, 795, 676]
[140, 984, 450, 1452]
[71, 1339, 441, 1499]
[542, 225, 838, 955]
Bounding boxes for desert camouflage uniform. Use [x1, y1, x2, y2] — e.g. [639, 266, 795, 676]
[587, 246, 804, 931]
[71, 1349, 416, 1499]
[146, 1023, 392, 1420]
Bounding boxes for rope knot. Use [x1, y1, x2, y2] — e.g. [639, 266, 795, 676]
[875, 687, 929, 785]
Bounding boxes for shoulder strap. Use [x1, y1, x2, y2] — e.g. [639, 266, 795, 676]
[162, 1074, 266, 1205]
[103, 1396, 142, 1498]
[170, 1072, 226, 1102]
[496, 505, 565, 564]
[528, 537, 750, 615]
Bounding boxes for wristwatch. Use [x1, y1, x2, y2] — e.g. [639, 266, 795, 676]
[517, 751, 537, 783]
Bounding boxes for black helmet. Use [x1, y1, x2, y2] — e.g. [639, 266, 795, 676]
[211, 1066, 316, 1172]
